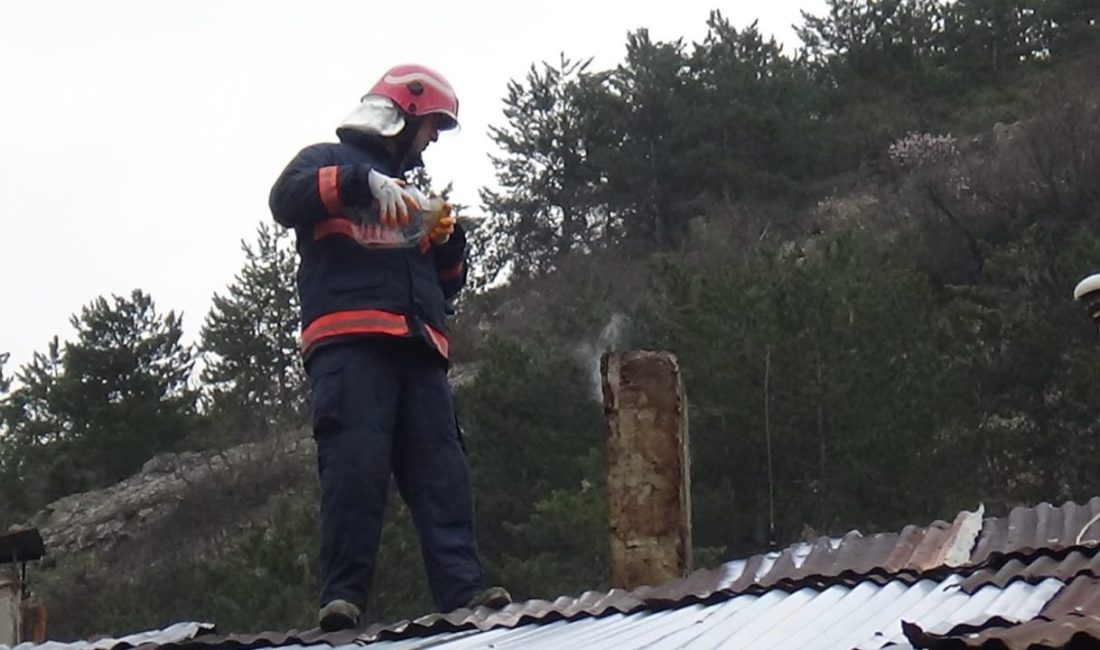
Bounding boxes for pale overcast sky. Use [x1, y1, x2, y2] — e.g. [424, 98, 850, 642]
[0, 0, 826, 373]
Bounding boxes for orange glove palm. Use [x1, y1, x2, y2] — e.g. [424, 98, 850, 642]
[428, 202, 456, 245]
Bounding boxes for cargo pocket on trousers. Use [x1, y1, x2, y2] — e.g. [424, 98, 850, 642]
[308, 350, 345, 437]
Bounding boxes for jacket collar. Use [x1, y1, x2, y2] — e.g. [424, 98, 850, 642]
[336, 129, 424, 174]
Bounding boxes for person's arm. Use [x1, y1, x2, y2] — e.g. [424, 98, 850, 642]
[269, 144, 378, 228]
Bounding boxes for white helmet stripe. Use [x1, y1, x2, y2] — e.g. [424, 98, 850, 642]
[383, 72, 456, 100]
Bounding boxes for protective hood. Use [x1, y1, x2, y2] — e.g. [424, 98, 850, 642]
[336, 95, 406, 138]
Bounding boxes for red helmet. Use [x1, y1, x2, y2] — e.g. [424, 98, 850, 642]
[367, 64, 459, 130]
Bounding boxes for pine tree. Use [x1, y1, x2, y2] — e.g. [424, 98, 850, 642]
[455, 337, 603, 587]
[62, 290, 198, 489]
[0, 292, 198, 512]
[477, 56, 606, 285]
[199, 223, 305, 442]
[0, 339, 67, 518]
[603, 30, 695, 248]
[638, 231, 970, 551]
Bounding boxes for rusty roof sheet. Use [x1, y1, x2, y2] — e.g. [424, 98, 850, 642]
[902, 615, 1100, 649]
[635, 505, 986, 604]
[971, 497, 1100, 564]
[961, 549, 1100, 592]
[1040, 575, 1100, 619]
[635, 497, 1100, 602]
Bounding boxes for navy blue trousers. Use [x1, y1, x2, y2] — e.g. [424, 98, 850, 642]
[306, 337, 485, 614]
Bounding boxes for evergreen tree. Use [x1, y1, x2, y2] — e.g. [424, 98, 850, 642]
[0, 340, 67, 519]
[62, 290, 198, 489]
[796, 0, 958, 167]
[455, 337, 604, 593]
[0, 291, 198, 511]
[199, 223, 305, 441]
[638, 231, 969, 552]
[603, 30, 695, 248]
[477, 56, 607, 284]
[686, 12, 826, 194]
[945, 223, 1100, 509]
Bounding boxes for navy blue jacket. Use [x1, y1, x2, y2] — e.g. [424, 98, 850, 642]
[269, 133, 467, 362]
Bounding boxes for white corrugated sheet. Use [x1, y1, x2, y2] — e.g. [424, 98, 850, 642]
[1, 621, 214, 650]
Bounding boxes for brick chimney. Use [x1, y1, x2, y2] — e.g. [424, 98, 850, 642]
[601, 351, 692, 590]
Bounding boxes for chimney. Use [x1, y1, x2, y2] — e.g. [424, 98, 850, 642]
[601, 351, 691, 590]
[0, 528, 46, 645]
[1074, 273, 1100, 328]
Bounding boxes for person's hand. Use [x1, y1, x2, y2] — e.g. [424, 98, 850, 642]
[367, 169, 419, 227]
[429, 203, 456, 245]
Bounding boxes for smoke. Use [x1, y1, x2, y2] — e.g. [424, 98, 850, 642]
[574, 313, 628, 402]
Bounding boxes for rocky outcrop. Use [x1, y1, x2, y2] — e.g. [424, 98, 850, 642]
[23, 431, 314, 560]
[21, 367, 478, 565]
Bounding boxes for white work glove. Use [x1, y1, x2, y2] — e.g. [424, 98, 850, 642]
[367, 169, 419, 227]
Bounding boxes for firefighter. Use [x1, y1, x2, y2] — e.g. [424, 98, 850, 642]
[269, 63, 510, 631]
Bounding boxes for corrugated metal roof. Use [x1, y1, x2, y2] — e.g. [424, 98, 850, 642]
[962, 548, 1100, 592]
[11, 498, 1100, 650]
[636, 506, 988, 604]
[3, 622, 213, 650]
[1040, 575, 1100, 619]
[904, 612, 1100, 649]
[902, 575, 1100, 649]
[971, 498, 1100, 563]
[235, 577, 1062, 650]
